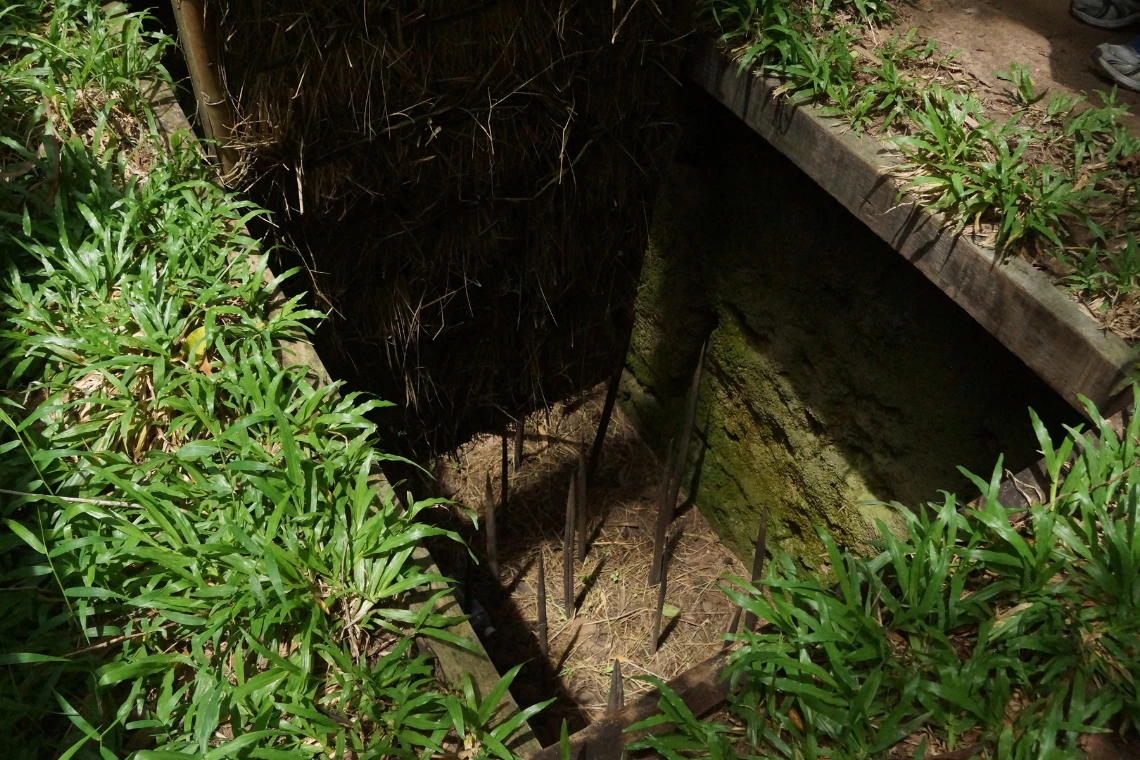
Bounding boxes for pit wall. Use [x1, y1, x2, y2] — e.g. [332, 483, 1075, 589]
[621, 87, 1079, 567]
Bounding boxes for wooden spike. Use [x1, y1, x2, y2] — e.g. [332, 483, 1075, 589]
[648, 439, 676, 587]
[652, 563, 668, 652]
[665, 340, 707, 524]
[725, 606, 742, 643]
[563, 476, 576, 618]
[576, 448, 588, 562]
[742, 509, 768, 633]
[513, 422, 525, 471]
[536, 552, 549, 657]
[484, 473, 498, 578]
[500, 433, 509, 514]
[607, 659, 624, 714]
[588, 357, 624, 483]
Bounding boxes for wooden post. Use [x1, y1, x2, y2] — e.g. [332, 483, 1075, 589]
[168, 0, 237, 178]
[536, 551, 549, 657]
[576, 448, 588, 562]
[607, 660, 624, 714]
[742, 509, 768, 633]
[648, 440, 676, 587]
[563, 476, 576, 618]
[484, 473, 499, 578]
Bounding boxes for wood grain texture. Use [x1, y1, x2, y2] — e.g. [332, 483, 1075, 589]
[146, 79, 540, 757]
[687, 41, 1133, 419]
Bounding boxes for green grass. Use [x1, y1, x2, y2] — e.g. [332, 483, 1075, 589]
[627, 393, 1140, 758]
[0, 3, 542, 758]
[701, 0, 1140, 310]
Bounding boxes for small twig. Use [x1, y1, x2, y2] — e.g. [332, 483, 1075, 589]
[484, 473, 499, 578]
[536, 551, 549, 657]
[68, 622, 175, 657]
[742, 509, 768, 633]
[607, 659, 624, 714]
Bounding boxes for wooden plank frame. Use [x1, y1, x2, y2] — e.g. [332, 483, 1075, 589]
[686, 41, 1134, 420]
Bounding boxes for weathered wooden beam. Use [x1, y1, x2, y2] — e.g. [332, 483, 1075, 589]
[530, 651, 731, 760]
[687, 40, 1132, 419]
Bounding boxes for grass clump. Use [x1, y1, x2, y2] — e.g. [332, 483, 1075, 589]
[0, 3, 540, 758]
[701, 0, 1140, 330]
[626, 393, 1140, 758]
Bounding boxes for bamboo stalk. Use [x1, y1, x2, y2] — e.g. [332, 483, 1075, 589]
[664, 339, 707, 524]
[607, 659, 624, 714]
[576, 447, 588, 562]
[513, 422, 524, 471]
[648, 439, 676, 587]
[563, 476, 576, 619]
[168, 0, 238, 177]
[742, 509, 768, 633]
[652, 563, 668, 652]
[484, 473, 499, 578]
[500, 433, 509, 515]
[536, 551, 549, 657]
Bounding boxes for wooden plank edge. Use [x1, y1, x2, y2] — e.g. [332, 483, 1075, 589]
[144, 79, 541, 757]
[685, 40, 1133, 420]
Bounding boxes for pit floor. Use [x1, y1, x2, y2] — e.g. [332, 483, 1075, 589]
[427, 384, 747, 735]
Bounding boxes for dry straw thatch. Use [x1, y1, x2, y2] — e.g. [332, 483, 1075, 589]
[207, 0, 690, 454]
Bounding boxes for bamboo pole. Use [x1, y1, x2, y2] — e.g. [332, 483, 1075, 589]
[652, 564, 668, 652]
[513, 422, 524, 471]
[168, 0, 237, 178]
[664, 340, 707, 523]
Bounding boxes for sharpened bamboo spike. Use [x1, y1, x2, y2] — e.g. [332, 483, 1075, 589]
[648, 439, 676, 587]
[725, 606, 742, 642]
[484, 473, 498, 578]
[588, 355, 624, 483]
[742, 509, 768, 633]
[665, 339, 707, 523]
[607, 659, 624, 714]
[652, 563, 668, 652]
[500, 433, 509, 514]
[536, 552, 549, 657]
[576, 448, 588, 562]
[563, 476, 576, 618]
[513, 422, 524, 471]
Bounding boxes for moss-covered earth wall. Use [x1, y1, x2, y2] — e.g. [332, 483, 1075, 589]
[622, 88, 1080, 567]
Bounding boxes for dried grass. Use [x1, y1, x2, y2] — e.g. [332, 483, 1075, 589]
[206, 0, 690, 454]
[436, 382, 746, 724]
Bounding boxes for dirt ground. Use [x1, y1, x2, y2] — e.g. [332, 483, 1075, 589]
[427, 383, 749, 735]
[897, 0, 1140, 125]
